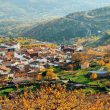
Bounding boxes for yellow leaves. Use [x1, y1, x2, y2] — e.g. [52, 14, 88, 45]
[22, 97, 28, 107]
[36, 74, 42, 80]
[1, 85, 110, 110]
[0, 38, 4, 43]
[97, 59, 105, 66]
[0, 96, 3, 103]
[28, 108, 35, 110]
[22, 43, 57, 49]
[46, 72, 58, 79]
[90, 73, 98, 79]
[45, 68, 58, 80]
[72, 52, 90, 62]
[106, 30, 110, 35]
[53, 91, 60, 98]
[105, 63, 110, 71]
[14, 37, 30, 44]
[47, 68, 54, 73]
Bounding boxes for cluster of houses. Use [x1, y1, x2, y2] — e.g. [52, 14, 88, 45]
[0, 37, 110, 87]
[0, 38, 85, 86]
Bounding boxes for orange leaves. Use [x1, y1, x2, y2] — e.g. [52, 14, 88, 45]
[97, 59, 105, 66]
[90, 73, 98, 79]
[36, 74, 42, 80]
[72, 52, 91, 63]
[45, 68, 58, 80]
[67, 64, 74, 71]
[22, 97, 29, 109]
[0, 96, 3, 104]
[105, 63, 110, 71]
[0, 85, 110, 110]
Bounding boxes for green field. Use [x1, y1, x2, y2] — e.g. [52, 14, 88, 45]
[0, 67, 110, 96]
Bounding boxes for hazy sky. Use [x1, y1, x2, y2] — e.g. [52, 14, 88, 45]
[1, 0, 110, 11]
[0, 0, 110, 19]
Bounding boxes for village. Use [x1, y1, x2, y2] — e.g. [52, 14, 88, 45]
[0, 37, 110, 95]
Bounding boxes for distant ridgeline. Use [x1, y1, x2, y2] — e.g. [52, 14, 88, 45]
[22, 6, 110, 44]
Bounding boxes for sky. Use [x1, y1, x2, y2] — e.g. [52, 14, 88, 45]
[0, 0, 110, 20]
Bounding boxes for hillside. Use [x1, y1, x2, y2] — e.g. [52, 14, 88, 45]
[1, 0, 110, 36]
[94, 30, 110, 46]
[23, 6, 110, 43]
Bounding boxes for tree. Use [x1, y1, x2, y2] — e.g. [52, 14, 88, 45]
[72, 53, 89, 62]
[105, 63, 110, 71]
[46, 68, 58, 80]
[67, 64, 73, 71]
[42, 71, 47, 77]
[90, 73, 98, 79]
[97, 59, 105, 66]
[72, 52, 91, 69]
[36, 74, 42, 80]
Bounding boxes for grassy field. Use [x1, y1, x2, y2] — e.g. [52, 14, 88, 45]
[57, 68, 110, 93]
[0, 83, 40, 97]
[0, 67, 110, 96]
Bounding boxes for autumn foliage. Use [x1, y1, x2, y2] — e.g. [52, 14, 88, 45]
[90, 73, 98, 79]
[0, 85, 110, 110]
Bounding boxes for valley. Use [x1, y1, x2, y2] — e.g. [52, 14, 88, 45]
[1, 1, 110, 109]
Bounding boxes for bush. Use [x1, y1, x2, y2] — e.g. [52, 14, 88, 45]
[90, 73, 98, 79]
[1, 85, 110, 110]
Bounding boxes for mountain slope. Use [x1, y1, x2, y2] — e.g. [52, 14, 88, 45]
[23, 6, 110, 43]
[1, 0, 110, 36]
[94, 31, 110, 46]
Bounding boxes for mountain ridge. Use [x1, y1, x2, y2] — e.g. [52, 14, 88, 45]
[22, 6, 110, 43]
[1, 0, 110, 37]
